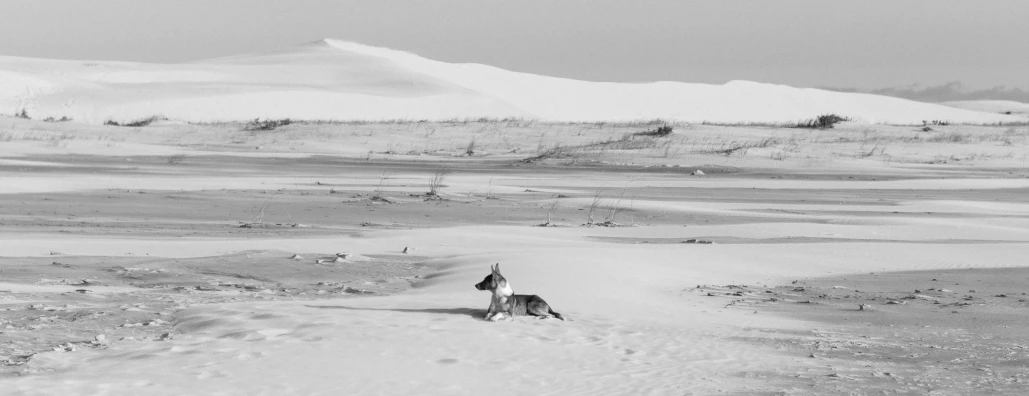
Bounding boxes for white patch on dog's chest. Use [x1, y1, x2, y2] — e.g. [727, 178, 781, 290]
[498, 281, 513, 297]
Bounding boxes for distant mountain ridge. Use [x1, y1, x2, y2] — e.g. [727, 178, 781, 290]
[0, 39, 1021, 124]
[825, 82, 1029, 104]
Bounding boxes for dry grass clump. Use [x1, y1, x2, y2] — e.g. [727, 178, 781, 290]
[243, 118, 293, 131]
[634, 125, 674, 137]
[426, 168, 453, 198]
[795, 114, 849, 129]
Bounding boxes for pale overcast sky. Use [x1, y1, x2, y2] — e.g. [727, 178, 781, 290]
[2, 0, 1027, 90]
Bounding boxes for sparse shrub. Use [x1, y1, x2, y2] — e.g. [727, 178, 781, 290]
[634, 125, 674, 137]
[43, 116, 72, 122]
[796, 114, 849, 129]
[104, 115, 164, 127]
[45, 134, 71, 147]
[427, 168, 452, 198]
[243, 118, 292, 131]
[15, 109, 29, 119]
[465, 138, 476, 156]
[167, 154, 186, 165]
[123, 115, 164, 127]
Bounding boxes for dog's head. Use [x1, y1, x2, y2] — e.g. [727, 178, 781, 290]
[474, 264, 512, 296]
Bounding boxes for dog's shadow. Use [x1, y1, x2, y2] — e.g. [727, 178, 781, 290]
[304, 305, 484, 319]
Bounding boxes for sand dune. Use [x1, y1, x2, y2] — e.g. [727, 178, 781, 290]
[0, 39, 1022, 124]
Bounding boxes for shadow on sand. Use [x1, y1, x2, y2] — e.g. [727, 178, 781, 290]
[304, 305, 484, 319]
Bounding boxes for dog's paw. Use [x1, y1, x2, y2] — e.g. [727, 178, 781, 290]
[488, 313, 505, 322]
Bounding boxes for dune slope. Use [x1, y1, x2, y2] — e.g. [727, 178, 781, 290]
[941, 100, 1029, 118]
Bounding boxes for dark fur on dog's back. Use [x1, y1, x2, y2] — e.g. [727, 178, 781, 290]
[474, 264, 564, 321]
[503, 294, 564, 320]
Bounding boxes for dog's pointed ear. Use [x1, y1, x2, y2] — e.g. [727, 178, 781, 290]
[490, 264, 496, 273]
[494, 263, 501, 274]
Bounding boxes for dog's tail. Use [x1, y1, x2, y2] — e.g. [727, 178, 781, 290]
[549, 308, 565, 321]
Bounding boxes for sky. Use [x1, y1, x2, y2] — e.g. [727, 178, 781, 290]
[2, 0, 1027, 91]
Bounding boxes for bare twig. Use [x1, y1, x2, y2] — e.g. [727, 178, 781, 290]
[375, 171, 388, 198]
[538, 199, 560, 226]
[485, 176, 497, 199]
[585, 190, 603, 226]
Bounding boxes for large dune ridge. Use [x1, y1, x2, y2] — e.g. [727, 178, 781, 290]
[0, 39, 1024, 125]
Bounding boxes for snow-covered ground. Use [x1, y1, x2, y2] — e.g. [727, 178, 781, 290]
[1, 39, 1023, 125]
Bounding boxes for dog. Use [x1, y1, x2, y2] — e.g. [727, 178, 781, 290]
[474, 263, 564, 321]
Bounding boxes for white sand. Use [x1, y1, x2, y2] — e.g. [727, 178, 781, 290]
[3, 157, 1028, 393]
[1, 39, 1022, 125]
[1, 45, 1027, 393]
[5, 222, 1027, 394]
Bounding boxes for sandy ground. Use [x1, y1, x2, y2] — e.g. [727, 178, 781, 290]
[1, 118, 1028, 395]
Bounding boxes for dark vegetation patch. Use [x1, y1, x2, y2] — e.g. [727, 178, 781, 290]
[633, 125, 674, 137]
[242, 118, 293, 131]
[794, 114, 849, 129]
[105, 115, 165, 127]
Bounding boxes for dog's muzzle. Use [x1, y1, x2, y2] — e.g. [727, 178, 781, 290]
[474, 282, 485, 290]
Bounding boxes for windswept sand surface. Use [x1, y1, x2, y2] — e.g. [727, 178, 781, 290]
[1, 119, 1028, 395]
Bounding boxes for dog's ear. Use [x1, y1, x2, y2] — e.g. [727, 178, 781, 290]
[490, 264, 496, 273]
[494, 263, 501, 274]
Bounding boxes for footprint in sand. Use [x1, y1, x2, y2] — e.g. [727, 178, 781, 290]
[436, 358, 459, 365]
[196, 370, 229, 379]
